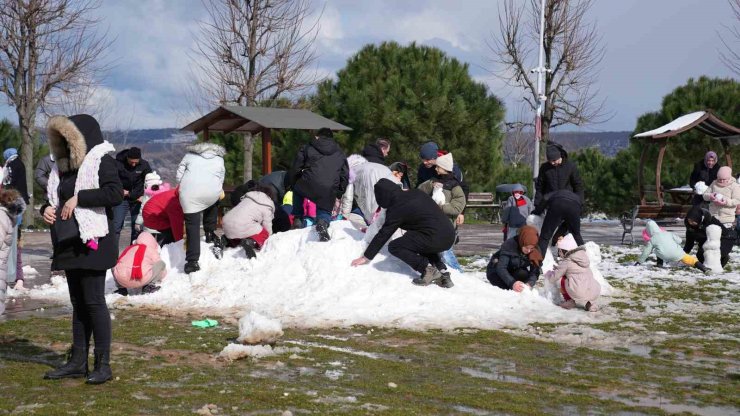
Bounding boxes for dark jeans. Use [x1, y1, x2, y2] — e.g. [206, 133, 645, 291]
[66, 269, 111, 352]
[538, 199, 584, 256]
[156, 229, 176, 247]
[183, 202, 219, 263]
[388, 230, 449, 274]
[292, 191, 332, 224]
[113, 200, 141, 244]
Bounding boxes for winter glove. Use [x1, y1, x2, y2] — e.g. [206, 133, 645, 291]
[633, 261, 641, 266]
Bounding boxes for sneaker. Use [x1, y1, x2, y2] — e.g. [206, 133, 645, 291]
[585, 301, 599, 312]
[184, 261, 200, 274]
[141, 284, 160, 294]
[436, 270, 454, 288]
[316, 220, 331, 242]
[412, 265, 442, 286]
[558, 299, 576, 310]
[113, 287, 128, 296]
[240, 238, 257, 259]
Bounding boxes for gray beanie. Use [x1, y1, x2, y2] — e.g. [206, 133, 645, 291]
[546, 145, 561, 161]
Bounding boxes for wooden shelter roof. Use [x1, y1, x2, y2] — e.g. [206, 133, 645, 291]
[633, 111, 740, 140]
[181, 105, 352, 134]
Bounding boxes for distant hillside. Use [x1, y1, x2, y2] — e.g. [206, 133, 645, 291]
[503, 130, 631, 165]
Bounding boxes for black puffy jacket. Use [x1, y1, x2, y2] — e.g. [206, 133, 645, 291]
[689, 160, 721, 205]
[361, 143, 385, 164]
[287, 137, 349, 212]
[115, 149, 152, 202]
[533, 143, 584, 214]
[486, 237, 541, 289]
[42, 114, 123, 271]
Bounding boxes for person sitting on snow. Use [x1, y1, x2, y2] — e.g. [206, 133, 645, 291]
[351, 178, 456, 288]
[501, 183, 532, 240]
[486, 225, 543, 292]
[221, 185, 275, 259]
[546, 234, 600, 312]
[112, 232, 167, 295]
[636, 220, 710, 273]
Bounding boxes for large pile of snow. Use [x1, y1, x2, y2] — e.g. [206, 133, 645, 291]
[25, 221, 607, 330]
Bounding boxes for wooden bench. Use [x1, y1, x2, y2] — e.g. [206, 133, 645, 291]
[467, 192, 501, 223]
[620, 204, 691, 244]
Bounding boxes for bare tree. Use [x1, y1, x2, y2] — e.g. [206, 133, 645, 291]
[0, 0, 109, 223]
[490, 0, 609, 145]
[191, 0, 321, 181]
[719, 0, 740, 76]
[504, 106, 535, 167]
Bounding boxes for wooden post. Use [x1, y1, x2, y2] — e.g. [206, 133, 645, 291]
[638, 143, 649, 205]
[721, 138, 733, 169]
[203, 127, 210, 142]
[262, 127, 272, 174]
[656, 139, 667, 206]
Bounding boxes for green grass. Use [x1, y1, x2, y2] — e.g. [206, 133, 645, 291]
[0, 312, 737, 415]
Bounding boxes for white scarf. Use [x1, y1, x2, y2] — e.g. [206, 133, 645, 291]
[47, 141, 115, 244]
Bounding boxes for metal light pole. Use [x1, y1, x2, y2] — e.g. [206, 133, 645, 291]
[531, 0, 549, 194]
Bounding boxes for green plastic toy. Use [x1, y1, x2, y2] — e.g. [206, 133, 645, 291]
[191, 319, 219, 328]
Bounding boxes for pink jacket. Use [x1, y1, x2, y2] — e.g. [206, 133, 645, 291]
[113, 232, 167, 289]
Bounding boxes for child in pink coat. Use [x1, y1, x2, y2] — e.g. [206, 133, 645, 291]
[112, 232, 167, 295]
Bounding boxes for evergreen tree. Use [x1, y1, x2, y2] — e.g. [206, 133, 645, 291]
[315, 42, 506, 190]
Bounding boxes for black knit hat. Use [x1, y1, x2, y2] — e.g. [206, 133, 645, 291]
[546, 145, 561, 161]
[128, 147, 142, 159]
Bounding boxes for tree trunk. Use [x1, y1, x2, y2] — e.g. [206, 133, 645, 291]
[243, 132, 253, 181]
[18, 112, 36, 226]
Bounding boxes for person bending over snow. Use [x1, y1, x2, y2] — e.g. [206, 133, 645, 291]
[221, 185, 275, 259]
[486, 226, 543, 292]
[636, 220, 710, 274]
[351, 178, 455, 288]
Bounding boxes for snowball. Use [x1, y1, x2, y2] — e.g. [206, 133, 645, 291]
[236, 311, 283, 345]
[219, 344, 276, 361]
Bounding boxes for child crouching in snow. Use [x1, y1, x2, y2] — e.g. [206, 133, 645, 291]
[112, 232, 167, 294]
[135, 171, 172, 235]
[221, 185, 275, 259]
[0, 189, 25, 315]
[636, 220, 710, 273]
[547, 234, 600, 312]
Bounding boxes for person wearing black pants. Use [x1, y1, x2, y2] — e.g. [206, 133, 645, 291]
[183, 201, 219, 264]
[41, 114, 123, 385]
[536, 190, 584, 257]
[351, 178, 456, 288]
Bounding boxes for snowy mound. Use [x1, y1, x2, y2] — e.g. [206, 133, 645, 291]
[26, 221, 602, 330]
[237, 311, 283, 345]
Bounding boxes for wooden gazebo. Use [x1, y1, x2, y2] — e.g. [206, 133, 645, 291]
[182, 106, 352, 174]
[632, 111, 740, 216]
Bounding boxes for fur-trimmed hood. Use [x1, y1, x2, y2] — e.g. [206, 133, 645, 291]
[47, 114, 104, 173]
[186, 142, 226, 159]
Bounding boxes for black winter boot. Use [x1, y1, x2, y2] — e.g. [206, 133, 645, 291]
[184, 261, 200, 274]
[694, 262, 711, 274]
[315, 219, 331, 242]
[86, 350, 112, 385]
[210, 232, 225, 259]
[240, 238, 257, 259]
[205, 231, 218, 244]
[44, 345, 88, 379]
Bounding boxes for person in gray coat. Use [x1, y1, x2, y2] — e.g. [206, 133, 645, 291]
[0, 189, 25, 315]
[35, 154, 55, 189]
[501, 184, 532, 240]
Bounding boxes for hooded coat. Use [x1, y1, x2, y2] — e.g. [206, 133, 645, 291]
[177, 142, 226, 214]
[486, 237, 541, 289]
[287, 136, 349, 212]
[142, 188, 184, 241]
[702, 179, 740, 224]
[638, 220, 685, 263]
[533, 142, 584, 214]
[550, 247, 600, 304]
[361, 143, 385, 164]
[364, 179, 455, 260]
[341, 155, 397, 223]
[689, 159, 721, 190]
[0, 195, 25, 310]
[41, 114, 124, 271]
[502, 184, 533, 228]
[112, 232, 167, 289]
[115, 148, 152, 202]
[222, 190, 275, 240]
[259, 170, 287, 203]
[135, 182, 173, 229]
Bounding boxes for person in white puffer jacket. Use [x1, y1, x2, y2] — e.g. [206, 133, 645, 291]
[176, 142, 226, 274]
[221, 185, 275, 259]
[0, 189, 25, 315]
[340, 154, 397, 227]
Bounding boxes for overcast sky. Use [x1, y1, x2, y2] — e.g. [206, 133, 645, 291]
[0, 0, 736, 131]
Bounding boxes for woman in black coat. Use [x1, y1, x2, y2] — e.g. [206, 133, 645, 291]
[487, 225, 543, 292]
[689, 151, 720, 205]
[40, 114, 123, 385]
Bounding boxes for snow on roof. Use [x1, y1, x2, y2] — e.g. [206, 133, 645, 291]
[634, 111, 740, 139]
[633, 111, 706, 138]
